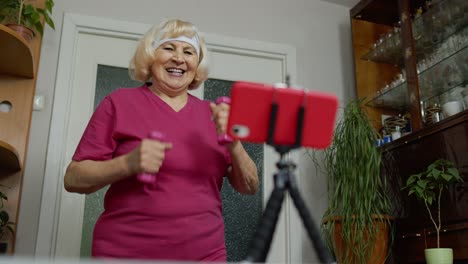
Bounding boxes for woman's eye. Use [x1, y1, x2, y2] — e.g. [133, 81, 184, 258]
[163, 47, 174, 51]
[184, 51, 194, 55]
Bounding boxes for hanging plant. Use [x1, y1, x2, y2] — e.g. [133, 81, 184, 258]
[0, 0, 55, 37]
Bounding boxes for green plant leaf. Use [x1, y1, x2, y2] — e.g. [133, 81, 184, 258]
[31, 11, 40, 23]
[441, 172, 452, 182]
[0, 211, 9, 223]
[45, 0, 54, 13]
[35, 21, 43, 35]
[2, 0, 55, 36]
[42, 11, 55, 29]
[415, 186, 424, 197]
[23, 4, 34, 15]
[406, 174, 419, 185]
[447, 167, 461, 179]
[417, 179, 428, 189]
[427, 196, 433, 205]
[6, 225, 14, 236]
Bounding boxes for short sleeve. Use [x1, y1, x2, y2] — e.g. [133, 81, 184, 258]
[72, 96, 118, 161]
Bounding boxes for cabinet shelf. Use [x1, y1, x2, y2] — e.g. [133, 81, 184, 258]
[0, 24, 34, 78]
[352, 0, 434, 27]
[367, 37, 468, 111]
[366, 82, 409, 111]
[351, 0, 402, 26]
[361, 30, 403, 66]
[0, 140, 21, 173]
[382, 109, 468, 153]
[362, 0, 468, 67]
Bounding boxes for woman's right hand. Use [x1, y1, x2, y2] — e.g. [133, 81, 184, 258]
[125, 139, 173, 175]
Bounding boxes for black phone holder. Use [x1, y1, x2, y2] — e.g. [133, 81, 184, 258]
[243, 76, 335, 263]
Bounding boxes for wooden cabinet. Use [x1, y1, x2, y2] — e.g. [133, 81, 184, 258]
[0, 0, 46, 254]
[352, 0, 468, 132]
[383, 118, 468, 263]
[350, 0, 468, 263]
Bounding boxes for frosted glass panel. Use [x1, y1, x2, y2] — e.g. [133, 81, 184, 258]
[80, 65, 142, 257]
[204, 79, 264, 262]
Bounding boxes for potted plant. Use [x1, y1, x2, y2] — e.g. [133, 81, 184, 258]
[0, 185, 14, 254]
[403, 159, 463, 264]
[0, 0, 55, 42]
[311, 99, 393, 264]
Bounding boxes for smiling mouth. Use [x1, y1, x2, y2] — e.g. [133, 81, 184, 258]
[166, 68, 185, 75]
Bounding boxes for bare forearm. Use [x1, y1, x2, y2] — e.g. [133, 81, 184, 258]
[64, 155, 131, 194]
[227, 141, 259, 194]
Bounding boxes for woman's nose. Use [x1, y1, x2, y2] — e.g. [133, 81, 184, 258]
[172, 51, 184, 63]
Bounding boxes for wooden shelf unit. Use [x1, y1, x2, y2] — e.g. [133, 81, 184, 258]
[0, 140, 21, 173]
[0, 0, 46, 255]
[0, 24, 35, 79]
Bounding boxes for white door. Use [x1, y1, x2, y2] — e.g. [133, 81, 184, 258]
[38, 13, 300, 263]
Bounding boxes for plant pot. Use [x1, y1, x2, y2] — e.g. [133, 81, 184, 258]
[326, 215, 393, 264]
[5, 24, 35, 43]
[425, 248, 453, 264]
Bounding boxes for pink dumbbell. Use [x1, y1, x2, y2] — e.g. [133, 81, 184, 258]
[136, 131, 165, 183]
[215, 97, 234, 144]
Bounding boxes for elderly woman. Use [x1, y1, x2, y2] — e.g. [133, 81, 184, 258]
[64, 19, 259, 261]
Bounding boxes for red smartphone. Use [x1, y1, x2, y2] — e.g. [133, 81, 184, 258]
[227, 81, 338, 149]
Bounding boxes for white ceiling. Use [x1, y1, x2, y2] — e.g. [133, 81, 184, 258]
[320, 0, 360, 8]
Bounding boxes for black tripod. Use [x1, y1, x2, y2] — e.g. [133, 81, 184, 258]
[243, 79, 335, 263]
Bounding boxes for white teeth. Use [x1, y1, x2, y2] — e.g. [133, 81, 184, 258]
[167, 68, 184, 73]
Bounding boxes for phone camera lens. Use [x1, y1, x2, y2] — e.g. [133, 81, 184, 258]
[232, 125, 250, 138]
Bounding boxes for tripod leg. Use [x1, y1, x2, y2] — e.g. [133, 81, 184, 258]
[244, 173, 287, 263]
[288, 175, 336, 264]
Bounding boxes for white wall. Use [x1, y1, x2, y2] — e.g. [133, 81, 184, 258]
[17, 0, 355, 262]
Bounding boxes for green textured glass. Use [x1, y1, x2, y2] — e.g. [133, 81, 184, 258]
[80, 65, 142, 258]
[204, 79, 264, 262]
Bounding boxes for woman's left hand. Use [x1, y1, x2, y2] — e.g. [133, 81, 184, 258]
[209, 102, 229, 135]
[210, 101, 259, 194]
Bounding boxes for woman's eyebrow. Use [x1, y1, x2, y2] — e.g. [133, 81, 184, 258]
[183, 45, 196, 50]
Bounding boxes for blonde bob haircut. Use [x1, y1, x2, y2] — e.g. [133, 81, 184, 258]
[129, 19, 209, 90]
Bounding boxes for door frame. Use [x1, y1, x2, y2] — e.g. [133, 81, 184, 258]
[37, 13, 300, 262]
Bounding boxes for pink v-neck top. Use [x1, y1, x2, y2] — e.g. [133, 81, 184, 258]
[72, 84, 231, 261]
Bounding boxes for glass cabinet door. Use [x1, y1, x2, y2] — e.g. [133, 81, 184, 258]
[353, 0, 468, 141]
[410, 0, 468, 124]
